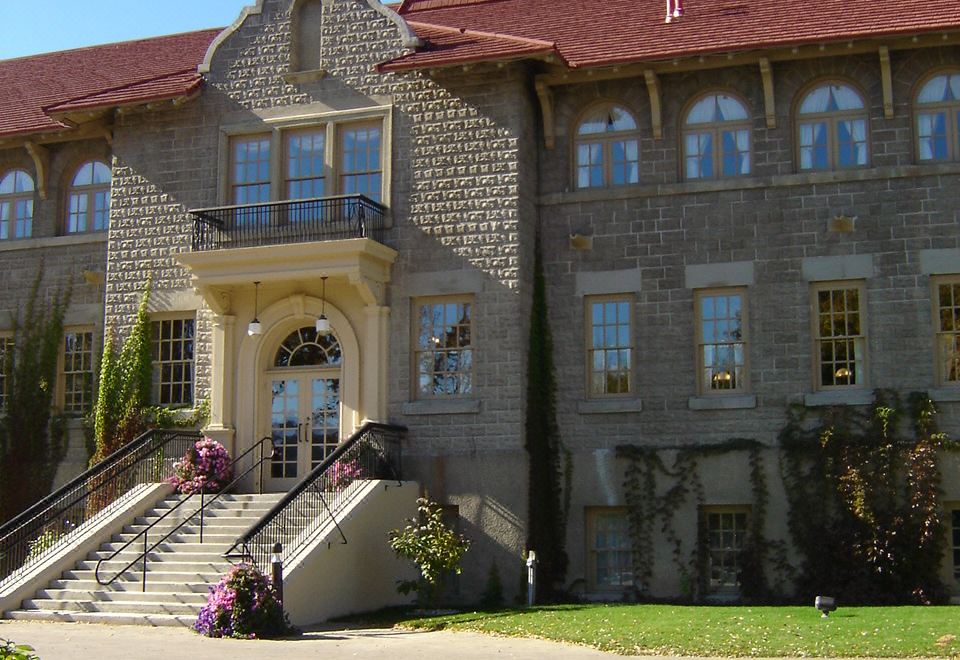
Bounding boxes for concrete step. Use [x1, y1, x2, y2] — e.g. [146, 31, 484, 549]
[75, 559, 230, 573]
[35, 589, 208, 605]
[64, 568, 223, 583]
[111, 531, 238, 545]
[88, 549, 230, 563]
[47, 578, 215, 594]
[5, 609, 196, 627]
[21, 598, 200, 616]
[96, 541, 234, 554]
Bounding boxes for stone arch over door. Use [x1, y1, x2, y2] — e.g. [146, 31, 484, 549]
[234, 294, 362, 463]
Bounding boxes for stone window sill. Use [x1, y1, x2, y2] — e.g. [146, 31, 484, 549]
[577, 398, 643, 414]
[804, 389, 874, 407]
[929, 387, 960, 403]
[0, 233, 106, 253]
[402, 399, 481, 416]
[688, 394, 756, 410]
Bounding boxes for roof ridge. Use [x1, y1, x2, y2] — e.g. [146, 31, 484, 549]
[42, 68, 200, 113]
[406, 20, 557, 49]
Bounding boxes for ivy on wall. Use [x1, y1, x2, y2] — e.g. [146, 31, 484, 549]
[0, 269, 71, 523]
[525, 235, 568, 599]
[617, 391, 956, 604]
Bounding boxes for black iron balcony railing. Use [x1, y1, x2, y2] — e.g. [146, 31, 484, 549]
[190, 194, 386, 252]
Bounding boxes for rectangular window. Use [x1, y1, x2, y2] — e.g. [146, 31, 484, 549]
[704, 506, 749, 594]
[586, 296, 632, 396]
[935, 278, 960, 386]
[813, 282, 866, 389]
[587, 508, 633, 591]
[414, 297, 472, 398]
[231, 135, 272, 206]
[151, 317, 195, 406]
[62, 329, 94, 415]
[0, 336, 12, 408]
[340, 122, 382, 203]
[696, 289, 747, 394]
[285, 128, 326, 200]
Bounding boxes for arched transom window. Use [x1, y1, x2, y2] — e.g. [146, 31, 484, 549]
[0, 169, 34, 240]
[67, 160, 111, 234]
[274, 326, 342, 368]
[797, 83, 868, 171]
[575, 104, 640, 189]
[916, 72, 960, 162]
[683, 93, 751, 179]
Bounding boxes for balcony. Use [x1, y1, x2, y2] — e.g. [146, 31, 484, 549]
[189, 194, 386, 252]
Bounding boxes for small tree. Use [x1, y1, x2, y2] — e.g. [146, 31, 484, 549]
[90, 280, 153, 465]
[389, 497, 470, 608]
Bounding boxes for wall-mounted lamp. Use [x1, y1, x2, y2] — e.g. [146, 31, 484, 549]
[316, 276, 331, 335]
[248, 281, 262, 336]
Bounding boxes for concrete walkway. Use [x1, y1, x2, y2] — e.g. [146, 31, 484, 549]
[0, 620, 619, 659]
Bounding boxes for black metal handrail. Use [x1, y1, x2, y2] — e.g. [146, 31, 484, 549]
[225, 422, 405, 570]
[190, 194, 386, 251]
[95, 436, 275, 591]
[0, 429, 201, 588]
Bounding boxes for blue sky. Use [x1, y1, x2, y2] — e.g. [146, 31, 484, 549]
[0, 1, 254, 60]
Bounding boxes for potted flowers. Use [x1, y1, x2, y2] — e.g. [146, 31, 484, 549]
[168, 437, 233, 494]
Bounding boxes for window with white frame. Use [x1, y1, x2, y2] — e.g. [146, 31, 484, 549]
[66, 160, 111, 234]
[696, 289, 747, 394]
[586, 296, 633, 396]
[151, 317, 195, 406]
[340, 122, 382, 203]
[704, 506, 749, 594]
[230, 135, 272, 206]
[797, 82, 869, 171]
[574, 104, 640, 189]
[414, 297, 473, 398]
[62, 329, 94, 415]
[0, 169, 34, 240]
[915, 72, 960, 162]
[683, 93, 751, 180]
[0, 336, 12, 408]
[935, 277, 960, 386]
[813, 282, 866, 389]
[587, 508, 633, 591]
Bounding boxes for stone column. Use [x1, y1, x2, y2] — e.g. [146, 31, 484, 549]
[362, 305, 390, 422]
[204, 314, 236, 455]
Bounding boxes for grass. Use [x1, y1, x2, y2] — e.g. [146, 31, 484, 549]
[377, 604, 960, 657]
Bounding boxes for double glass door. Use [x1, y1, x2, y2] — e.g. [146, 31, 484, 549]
[268, 371, 340, 488]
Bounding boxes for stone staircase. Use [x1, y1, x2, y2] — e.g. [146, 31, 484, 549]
[5, 492, 283, 626]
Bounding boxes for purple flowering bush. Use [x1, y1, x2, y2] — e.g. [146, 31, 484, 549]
[194, 563, 288, 639]
[169, 438, 233, 495]
[330, 458, 362, 491]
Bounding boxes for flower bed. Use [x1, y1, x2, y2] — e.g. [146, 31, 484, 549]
[168, 438, 232, 494]
[194, 563, 288, 639]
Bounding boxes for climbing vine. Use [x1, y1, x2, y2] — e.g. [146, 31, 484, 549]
[0, 269, 71, 522]
[617, 390, 955, 604]
[780, 390, 954, 604]
[525, 233, 568, 599]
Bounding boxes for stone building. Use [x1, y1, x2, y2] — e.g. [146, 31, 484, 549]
[1, 0, 959, 609]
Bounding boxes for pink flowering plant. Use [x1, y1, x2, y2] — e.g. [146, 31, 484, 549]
[168, 438, 233, 495]
[194, 563, 289, 639]
[330, 458, 362, 490]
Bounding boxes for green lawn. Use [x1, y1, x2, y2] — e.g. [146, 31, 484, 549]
[389, 604, 960, 657]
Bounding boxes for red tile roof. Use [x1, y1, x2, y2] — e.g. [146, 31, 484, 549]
[0, 29, 221, 140]
[385, 0, 960, 71]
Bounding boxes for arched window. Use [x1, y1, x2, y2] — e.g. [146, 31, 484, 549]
[916, 72, 960, 162]
[574, 104, 640, 189]
[796, 82, 869, 171]
[274, 326, 342, 367]
[66, 160, 111, 234]
[683, 93, 751, 179]
[0, 170, 34, 240]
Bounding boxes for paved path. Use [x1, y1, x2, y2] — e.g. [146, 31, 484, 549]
[0, 620, 619, 660]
